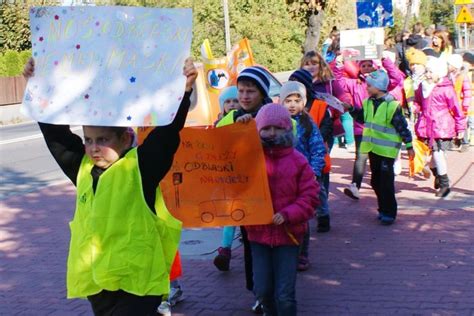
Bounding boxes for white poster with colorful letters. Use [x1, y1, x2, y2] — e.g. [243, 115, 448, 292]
[22, 6, 193, 126]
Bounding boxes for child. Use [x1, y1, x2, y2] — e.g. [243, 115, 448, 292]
[300, 51, 349, 147]
[414, 57, 465, 197]
[404, 48, 428, 122]
[23, 58, 198, 315]
[214, 85, 240, 126]
[345, 69, 414, 225]
[447, 54, 472, 151]
[280, 81, 325, 271]
[246, 103, 319, 315]
[213, 66, 272, 313]
[335, 55, 405, 201]
[288, 68, 332, 232]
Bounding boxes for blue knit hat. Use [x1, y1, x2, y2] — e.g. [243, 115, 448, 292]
[366, 69, 389, 92]
[237, 66, 270, 98]
[289, 68, 313, 96]
[218, 86, 238, 112]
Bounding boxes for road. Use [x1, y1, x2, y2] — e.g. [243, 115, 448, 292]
[0, 122, 81, 200]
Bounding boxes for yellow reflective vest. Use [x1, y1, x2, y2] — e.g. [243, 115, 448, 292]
[67, 148, 182, 298]
[360, 99, 403, 159]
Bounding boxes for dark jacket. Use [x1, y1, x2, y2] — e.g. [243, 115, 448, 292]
[39, 91, 192, 214]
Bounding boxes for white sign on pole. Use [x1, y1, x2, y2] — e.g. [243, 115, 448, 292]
[22, 6, 193, 127]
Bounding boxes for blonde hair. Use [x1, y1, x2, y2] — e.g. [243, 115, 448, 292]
[300, 51, 334, 82]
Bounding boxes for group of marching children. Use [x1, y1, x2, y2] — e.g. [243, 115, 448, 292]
[209, 39, 472, 315]
[23, 21, 472, 316]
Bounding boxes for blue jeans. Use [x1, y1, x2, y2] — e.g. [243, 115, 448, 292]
[317, 175, 329, 217]
[251, 242, 299, 316]
[341, 112, 355, 145]
[352, 135, 369, 188]
[221, 226, 236, 248]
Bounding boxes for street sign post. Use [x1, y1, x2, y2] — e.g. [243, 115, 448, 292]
[454, 4, 473, 49]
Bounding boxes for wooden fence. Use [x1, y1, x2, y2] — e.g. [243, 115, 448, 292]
[0, 76, 27, 106]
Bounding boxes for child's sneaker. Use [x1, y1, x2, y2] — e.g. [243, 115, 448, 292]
[346, 143, 356, 153]
[344, 183, 360, 200]
[251, 300, 264, 314]
[297, 255, 310, 271]
[213, 247, 231, 271]
[380, 215, 395, 225]
[157, 301, 171, 316]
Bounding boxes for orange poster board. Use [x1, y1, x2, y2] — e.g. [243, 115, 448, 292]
[158, 121, 273, 228]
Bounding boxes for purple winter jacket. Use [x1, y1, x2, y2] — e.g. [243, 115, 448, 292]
[414, 77, 466, 140]
[245, 147, 319, 247]
[334, 58, 405, 135]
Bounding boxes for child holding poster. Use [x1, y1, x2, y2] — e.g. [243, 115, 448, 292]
[23, 58, 198, 316]
[245, 103, 318, 316]
[213, 66, 272, 313]
[279, 81, 325, 271]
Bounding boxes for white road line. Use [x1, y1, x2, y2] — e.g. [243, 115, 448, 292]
[0, 127, 82, 145]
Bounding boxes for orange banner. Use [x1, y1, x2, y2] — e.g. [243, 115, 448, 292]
[158, 121, 273, 228]
[202, 38, 255, 94]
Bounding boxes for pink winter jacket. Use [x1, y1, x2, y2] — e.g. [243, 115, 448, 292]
[414, 77, 466, 140]
[245, 146, 319, 247]
[334, 58, 405, 135]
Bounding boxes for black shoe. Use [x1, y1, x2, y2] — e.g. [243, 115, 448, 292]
[213, 247, 231, 271]
[435, 174, 450, 198]
[436, 187, 451, 197]
[317, 215, 330, 233]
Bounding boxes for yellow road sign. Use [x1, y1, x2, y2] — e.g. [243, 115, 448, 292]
[454, 0, 473, 5]
[455, 5, 474, 23]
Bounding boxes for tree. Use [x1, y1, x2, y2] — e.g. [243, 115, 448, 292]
[0, 3, 31, 53]
[3, 50, 22, 77]
[286, 0, 357, 53]
[418, 0, 455, 34]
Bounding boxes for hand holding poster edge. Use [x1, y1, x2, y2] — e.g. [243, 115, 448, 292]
[21, 6, 193, 127]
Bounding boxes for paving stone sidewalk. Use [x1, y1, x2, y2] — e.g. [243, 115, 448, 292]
[1, 147, 473, 315]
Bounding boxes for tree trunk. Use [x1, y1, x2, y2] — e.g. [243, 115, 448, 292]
[303, 10, 324, 53]
[403, 0, 413, 31]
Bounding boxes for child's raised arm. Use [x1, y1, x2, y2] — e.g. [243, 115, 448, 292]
[138, 58, 197, 205]
[24, 58, 85, 185]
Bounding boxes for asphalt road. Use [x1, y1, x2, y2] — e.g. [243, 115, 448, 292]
[0, 122, 82, 200]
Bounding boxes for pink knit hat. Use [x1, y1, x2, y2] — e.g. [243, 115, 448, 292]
[255, 103, 292, 131]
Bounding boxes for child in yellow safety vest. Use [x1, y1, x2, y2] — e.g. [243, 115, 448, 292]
[344, 70, 414, 225]
[23, 58, 198, 316]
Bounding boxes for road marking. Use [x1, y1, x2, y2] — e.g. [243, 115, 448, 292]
[0, 127, 82, 145]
